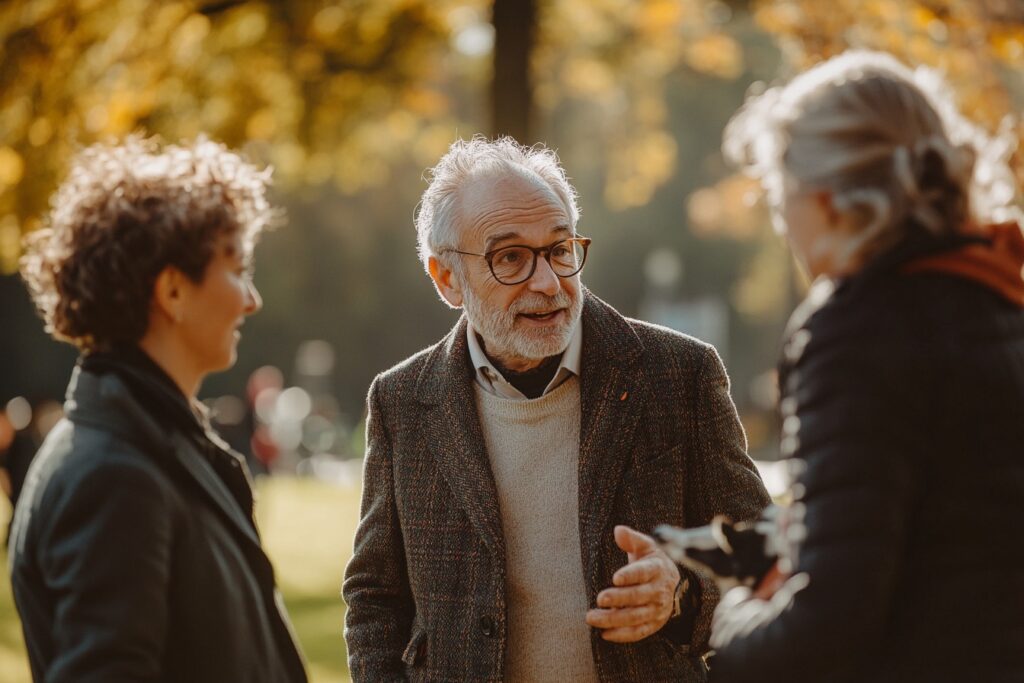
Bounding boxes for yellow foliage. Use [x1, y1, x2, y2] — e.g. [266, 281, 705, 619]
[688, 174, 764, 239]
[4, 0, 1024, 274]
[750, 0, 1024, 137]
[911, 5, 938, 27]
[992, 29, 1024, 63]
[400, 86, 449, 117]
[561, 57, 617, 98]
[312, 5, 348, 39]
[717, 0, 1024, 246]
[604, 130, 677, 211]
[27, 118, 53, 147]
[686, 32, 744, 79]
[0, 214, 21, 273]
[0, 148, 25, 188]
[0, 0, 469, 271]
[637, 0, 684, 33]
[247, 109, 279, 140]
[538, 0, 736, 212]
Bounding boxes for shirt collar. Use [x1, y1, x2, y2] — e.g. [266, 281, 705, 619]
[466, 316, 583, 401]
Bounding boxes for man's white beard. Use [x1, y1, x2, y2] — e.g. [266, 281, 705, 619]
[461, 283, 582, 364]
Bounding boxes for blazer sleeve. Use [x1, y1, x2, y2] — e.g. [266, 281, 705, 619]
[708, 343, 918, 682]
[678, 344, 772, 655]
[36, 455, 175, 683]
[343, 377, 415, 682]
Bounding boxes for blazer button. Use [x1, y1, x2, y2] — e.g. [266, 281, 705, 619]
[479, 616, 496, 637]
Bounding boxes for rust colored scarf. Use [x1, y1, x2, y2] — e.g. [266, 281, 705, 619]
[902, 222, 1024, 308]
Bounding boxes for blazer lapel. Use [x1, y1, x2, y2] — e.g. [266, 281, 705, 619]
[576, 292, 647, 595]
[409, 292, 647, 578]
[414, 317, 506, 564]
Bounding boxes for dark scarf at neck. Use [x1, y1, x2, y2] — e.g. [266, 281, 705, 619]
[494, 352, 564, 400]
[80, 344, 207, 441]
[79, 345, 255, 520]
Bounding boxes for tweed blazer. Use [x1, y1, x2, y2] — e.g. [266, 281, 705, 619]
[343, 290, 770, 682]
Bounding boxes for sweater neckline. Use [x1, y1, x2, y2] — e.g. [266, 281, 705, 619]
[473, 374, 580, 420]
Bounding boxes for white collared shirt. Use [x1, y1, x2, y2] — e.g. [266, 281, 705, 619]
[466, 318, 583, 401]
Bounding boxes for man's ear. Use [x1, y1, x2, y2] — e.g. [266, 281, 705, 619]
[152, 266, 188, 323]
[814, 190, 845, 229]
[428, 255, 464, 309]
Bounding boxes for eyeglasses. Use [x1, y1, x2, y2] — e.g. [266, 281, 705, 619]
[442, 236, 592, 285]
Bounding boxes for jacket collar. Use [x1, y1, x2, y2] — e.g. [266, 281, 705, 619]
[413, 288, 643, 404]
[465, 317, 583, 400]
[63, 366, 262, 550]
[411, 289, 647, 583]
[780, 228, 992, 360]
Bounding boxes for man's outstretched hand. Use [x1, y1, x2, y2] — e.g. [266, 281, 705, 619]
[585, 525, 682, 643]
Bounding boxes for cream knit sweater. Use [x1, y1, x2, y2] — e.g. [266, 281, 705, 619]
[474, 377, 598, 683]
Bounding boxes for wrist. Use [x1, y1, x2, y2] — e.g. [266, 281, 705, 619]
[670, 574, 690, 619]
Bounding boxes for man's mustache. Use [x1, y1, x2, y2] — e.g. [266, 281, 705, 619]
[509, 291, 574, 316]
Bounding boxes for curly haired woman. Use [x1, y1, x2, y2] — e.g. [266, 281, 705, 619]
[10, 136, 307, 683]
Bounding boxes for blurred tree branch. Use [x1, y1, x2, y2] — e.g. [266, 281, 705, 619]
[198, 1, 248, 16]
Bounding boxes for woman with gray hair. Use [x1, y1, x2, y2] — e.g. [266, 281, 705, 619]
[708, 51, 1024, 682]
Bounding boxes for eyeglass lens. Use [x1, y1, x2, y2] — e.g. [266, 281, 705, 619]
[491, 240, 586, 284]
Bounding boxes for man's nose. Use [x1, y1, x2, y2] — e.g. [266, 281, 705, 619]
[527, 255, 560, 296]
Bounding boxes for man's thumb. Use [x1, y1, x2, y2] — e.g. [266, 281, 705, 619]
[614, 524, 655, 560]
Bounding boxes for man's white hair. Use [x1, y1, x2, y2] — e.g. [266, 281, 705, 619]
[723, 50, 1018, 268]
[414, 135, 580, 274]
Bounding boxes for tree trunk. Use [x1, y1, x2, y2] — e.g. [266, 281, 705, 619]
[490, 0, 536, 143]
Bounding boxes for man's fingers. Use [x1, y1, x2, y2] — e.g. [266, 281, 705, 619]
[597, 583, 664, 608]
[585, 605, 659, 630]
[612, 558, 660, 586]
[598, 621, 661, 643]
[614, 525, 656, 560]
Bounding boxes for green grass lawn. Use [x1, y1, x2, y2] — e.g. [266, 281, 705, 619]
[0, 475, 361, 683]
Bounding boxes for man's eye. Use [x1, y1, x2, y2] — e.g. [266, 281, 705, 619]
[552, 245, 571, 258]
[498, 250, 523, 264]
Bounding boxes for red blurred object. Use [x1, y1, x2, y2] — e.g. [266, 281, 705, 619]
[250, 425, 280, 467]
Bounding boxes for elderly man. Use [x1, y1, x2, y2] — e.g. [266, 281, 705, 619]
[343, 137, 770, 682]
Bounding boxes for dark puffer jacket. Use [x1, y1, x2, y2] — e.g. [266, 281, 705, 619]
[711, 235, 1024, 683]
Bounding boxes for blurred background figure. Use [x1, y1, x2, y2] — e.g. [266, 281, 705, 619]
[9, 135, 308, 683]
[0, 399, 31, 545]
[0, 398, 62, 546]
[709, 50, 1024, 682]
[0, 398, 33, 519]
[245, 364, 287, 474]
[222, 344, 362, 485]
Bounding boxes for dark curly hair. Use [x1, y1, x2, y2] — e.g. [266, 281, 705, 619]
[20, 135, 275, 352]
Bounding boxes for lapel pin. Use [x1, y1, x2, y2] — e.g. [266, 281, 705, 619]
[619, 390, 629, 401]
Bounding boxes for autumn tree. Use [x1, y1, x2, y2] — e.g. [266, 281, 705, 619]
[0, 0, 482, 272]
[0, 0, 788, 271]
